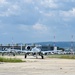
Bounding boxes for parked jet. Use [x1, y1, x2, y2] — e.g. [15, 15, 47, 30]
[0, 43, 24, 56]
[0, 44, 62, 58]
[0, 48, 15, 56]
[21, 45, 61, 59]
[22, 46, 44, 59]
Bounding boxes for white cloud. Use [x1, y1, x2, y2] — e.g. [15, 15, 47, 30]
[0, 0, 9, 8]
[40, 11, 55, 17]
[32, 23, 48, 33]
[59, 8, 75, 21]
[64, 0, 75, 2]
[60, 8, 75, 17]
[23, 0, 33, 3]
[40, 0, 58, 9]
[0, 0, 75, 43]
[0, 4, 20, 16]
[18, 23, 49, 34]
[0, 0, 7, 4]
[6, 5, 20, 16]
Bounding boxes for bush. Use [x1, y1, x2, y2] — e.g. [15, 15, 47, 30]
[0, 57, 24, 62]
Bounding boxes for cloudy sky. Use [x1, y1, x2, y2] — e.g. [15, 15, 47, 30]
[0, 0, 75, 44]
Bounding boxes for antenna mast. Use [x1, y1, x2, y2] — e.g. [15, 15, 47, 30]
[12, 37, 14, 49]
[70, 35, 74, 54]
[53, 35, 56, 47]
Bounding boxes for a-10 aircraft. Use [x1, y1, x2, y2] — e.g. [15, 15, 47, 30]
[0, 48, 16, 56]
[0, 45, 60, 59]
[0, 45, 44, 59]
[22, 46, 44, 59]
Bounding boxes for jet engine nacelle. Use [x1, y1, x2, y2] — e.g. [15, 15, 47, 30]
[25, 46, 32, 50]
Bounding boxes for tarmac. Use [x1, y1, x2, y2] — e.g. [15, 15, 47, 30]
[0, 55, 75, 75]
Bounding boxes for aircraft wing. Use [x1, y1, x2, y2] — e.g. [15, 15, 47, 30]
[22, 50, 36, 53]
[0, 50, 8, 53]
[41, 50, 54, 54]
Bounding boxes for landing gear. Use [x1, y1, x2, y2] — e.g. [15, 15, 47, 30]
[2, 52, 15, 56]
[25, 53, 27, 58]
[41, 55, 44, 59]
[40, 52, 44, 59]
[13, 53, 15, 56]
[2, 52, 4, 56]
[24, 52, 44, 59]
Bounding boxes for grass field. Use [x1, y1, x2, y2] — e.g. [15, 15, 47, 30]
[0, 57, 24, 62]
[0, 54, 75, 63]
[47, 54, 75, 59]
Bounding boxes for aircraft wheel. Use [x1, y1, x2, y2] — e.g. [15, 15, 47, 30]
[40, 52, 44, 59]
[13, 53, 15, 56]
[41, 55, 44, 59]
[2, 53, 4, 56]
[25, 53, 27, 58]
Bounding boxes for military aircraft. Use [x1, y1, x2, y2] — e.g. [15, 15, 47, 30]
[0, 43, 23, 56]
[0, 44, 61, 59]
[23, 45, 60, 59]
[0, 48, 16, 56]
[22, 45, 44, 59]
